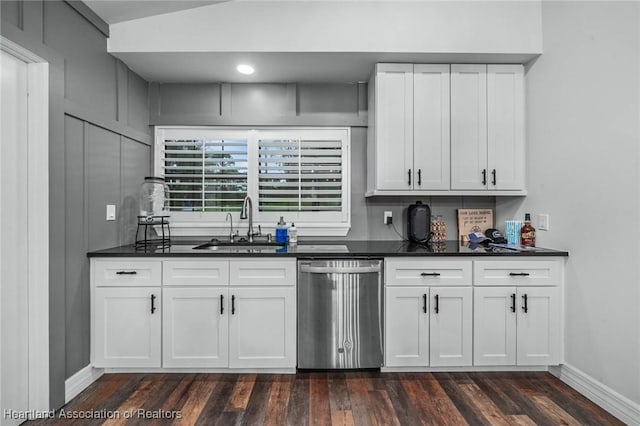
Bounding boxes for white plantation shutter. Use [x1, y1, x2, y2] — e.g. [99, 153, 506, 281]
[258, 138, 343, 212]
[161, 136, 248, 212]
[155, 127, 350, 235]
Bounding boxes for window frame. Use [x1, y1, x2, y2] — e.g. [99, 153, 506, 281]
[154, 126, 351, 237]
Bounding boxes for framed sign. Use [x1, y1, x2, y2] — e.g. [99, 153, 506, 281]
[457, 209, 494, 242]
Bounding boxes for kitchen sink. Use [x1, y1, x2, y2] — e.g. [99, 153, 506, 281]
[192, 239, 286, 252]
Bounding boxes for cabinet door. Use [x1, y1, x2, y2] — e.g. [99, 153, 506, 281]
[162, 287, 229, 368]
[517, 287, 561, 366]
[473, 287, 517, 366]
[385, 287, 429, 367]
[93, 287, 161, 368]
[429, 287, 473, 366]
[450, 64, 488, 190]
[228, 287, 296, 369]
[374, 64, 414, 190]
[413, 64, 450, 190]
[487, 65, 525, 190]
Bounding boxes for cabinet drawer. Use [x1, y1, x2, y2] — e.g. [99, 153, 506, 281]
[163, 260, 229, 286]
[93, 260, 161, 287]
[473, 260, 562, 286]
[229, 259, 296, 286]
[385, 259, 472, 286]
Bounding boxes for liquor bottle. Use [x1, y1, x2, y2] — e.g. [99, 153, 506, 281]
[520, 213, 536, 247]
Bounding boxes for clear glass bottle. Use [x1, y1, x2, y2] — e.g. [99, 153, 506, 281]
[139, 176, 169, 221]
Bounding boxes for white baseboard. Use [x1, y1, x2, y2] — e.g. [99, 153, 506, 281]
[65, 365, 104, 404]
[550, 364, 640, 425]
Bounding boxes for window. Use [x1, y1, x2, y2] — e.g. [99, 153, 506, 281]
[155, 127, 351, 236]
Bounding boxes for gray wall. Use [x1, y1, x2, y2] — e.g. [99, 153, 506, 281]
[496, 1, 640, 407]
[151, 83, 495, 239]
[1, 0, 151, 409]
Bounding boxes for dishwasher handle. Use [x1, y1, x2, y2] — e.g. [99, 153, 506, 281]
[299, 264, 381, 274]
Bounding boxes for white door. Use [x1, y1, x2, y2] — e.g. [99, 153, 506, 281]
[450, 64, 488, 190]
[487, 65, 525, 190]
[162, 287, 229, 368]
[228, 287, 296, 369]
[93, 287, 161, 368]
[517, 287, 561, 366]
[429, 287, 473, 367]
[1, 48, 29, 426]
[385, 287, 429, 367]
[374, 64, 414, 190]
[413, 64, 450, 190]
[473, 287, 517, 366]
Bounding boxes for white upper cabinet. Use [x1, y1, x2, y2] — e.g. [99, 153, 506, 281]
[450, 64, 488, 190]
[451, 64, 525, 191]
[369, 64, 414, 190]
[487, 65, 525, 190]
[413, 65, 451, 190]
[368, 63, 525, 196]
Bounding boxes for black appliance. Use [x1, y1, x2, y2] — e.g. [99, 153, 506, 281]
[407, 201, 432, 243]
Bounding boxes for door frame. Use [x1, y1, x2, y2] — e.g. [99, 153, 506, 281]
[0, 36, 50, 412]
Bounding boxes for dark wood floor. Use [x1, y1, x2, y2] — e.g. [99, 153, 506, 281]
[31, 372, 623, 425]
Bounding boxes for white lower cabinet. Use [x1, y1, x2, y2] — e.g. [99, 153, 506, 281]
[162, 287, 229, 368]
[473, 285, 561, 366]
[385, 287, 429, 367]
[228, 287, 297, 369]
[93, 287, 161, 368]
[429, 287, 473, 367]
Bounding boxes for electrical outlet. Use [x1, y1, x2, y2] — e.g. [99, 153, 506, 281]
[538, 213, 549, 231]
[106, 204, 116, 221]
[384, 211, 393, 225]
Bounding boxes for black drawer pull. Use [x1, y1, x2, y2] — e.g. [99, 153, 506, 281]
[220, 294, 224, 315]
[510, 293, 516, 313]
[421, 272, 441, 277]
[422, 294, 427, 314]
[434, 294, 439, 314]
[522, 294, 528, 313]
[509, 272, 530, 276]
[150, 294, 156, 314]
[116, 271, 137, 275]
[231, 295, 236, 315]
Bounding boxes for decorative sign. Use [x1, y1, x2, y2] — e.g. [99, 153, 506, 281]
[457, 209, 494, 242]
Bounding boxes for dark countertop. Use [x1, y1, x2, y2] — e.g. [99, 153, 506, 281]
[88, 240, 568, 258]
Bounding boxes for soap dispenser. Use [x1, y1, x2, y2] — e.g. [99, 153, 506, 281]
[275, 216, 288, 244]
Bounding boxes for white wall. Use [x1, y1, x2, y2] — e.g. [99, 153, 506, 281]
[496, 1, 640, 405]
[109, 1, 542, 54]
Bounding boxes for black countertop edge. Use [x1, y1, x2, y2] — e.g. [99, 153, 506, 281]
[87, 240, 569, 258]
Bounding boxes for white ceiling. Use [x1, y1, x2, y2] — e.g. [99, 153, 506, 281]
[83, 0, 226, 24]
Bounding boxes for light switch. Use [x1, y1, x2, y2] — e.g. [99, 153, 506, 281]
[106, 204, 116, 221]
[538, 213, 549, 231]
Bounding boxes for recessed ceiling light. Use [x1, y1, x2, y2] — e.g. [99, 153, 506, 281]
[237, 64, 255, 75]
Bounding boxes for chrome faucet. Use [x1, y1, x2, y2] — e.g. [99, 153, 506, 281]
[240, 195, 256, 242]
[225, 212, 234, 242]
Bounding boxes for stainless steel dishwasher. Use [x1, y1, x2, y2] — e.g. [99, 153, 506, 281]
[297, 259, 383, 369]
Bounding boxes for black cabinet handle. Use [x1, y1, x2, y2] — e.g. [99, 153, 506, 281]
[522, 294, 528, 313]
[434, 294, 439, 314]
[150, 294, 156, 314]
[511, 293, 516, 313]
[220, 294, 224, 315]
[420, 272, 441, 277]
[509, 272, 530, 276]
[482, 169, 487, 185]
[422, 294, 427, 314]
[231, 295, 236, 315]
[417, 169, 422, 186]
[116, 271, 137, 275]
[491, 169, 497, 186]
[408, 169, 412, 186]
